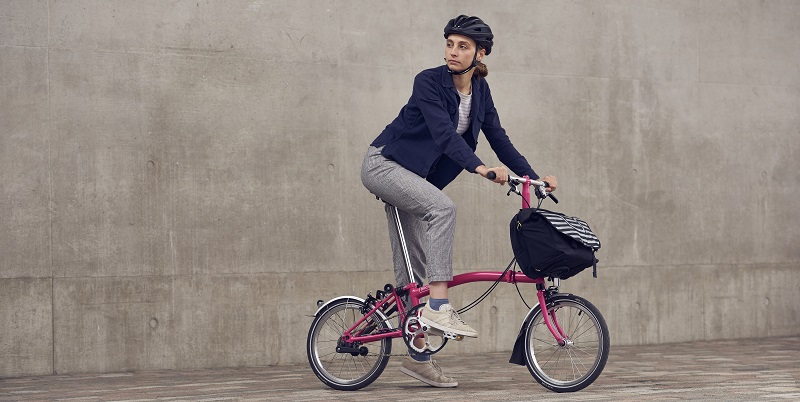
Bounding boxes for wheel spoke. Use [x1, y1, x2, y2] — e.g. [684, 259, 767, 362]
[321, 321, 344, 341]
[538, 342, 563, 367]
[337, 352, 349, 378]
[327, 350, 342, 367]
[317, 351, 337, 361]
[355, 355, 368, 375]
[571, 320, 598, 341]
[570, 344, 598, 358]
[566, 347, 590, 374]
[532, 337, 559, 351]
[568, 350, 580, 380]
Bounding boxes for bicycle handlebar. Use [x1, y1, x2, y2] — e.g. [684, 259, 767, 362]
[486, 172, 559, 204]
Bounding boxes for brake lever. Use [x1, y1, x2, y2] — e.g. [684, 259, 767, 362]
[536, 183, 560, 204]
[542, 181, 560, 204]
[507, 182, 520, 197]
[534, 185, 547, 199]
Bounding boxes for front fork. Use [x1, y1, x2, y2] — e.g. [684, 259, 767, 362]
[537, 278, 569, 346]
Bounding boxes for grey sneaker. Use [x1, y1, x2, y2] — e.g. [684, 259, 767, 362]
[400, 357, 458, 387]
[418, 304, 478, 338]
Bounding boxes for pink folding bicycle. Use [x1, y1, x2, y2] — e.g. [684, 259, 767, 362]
[307, 175, 609, 393]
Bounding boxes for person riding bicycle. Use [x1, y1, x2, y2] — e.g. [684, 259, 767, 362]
[361, 15, 557, 388]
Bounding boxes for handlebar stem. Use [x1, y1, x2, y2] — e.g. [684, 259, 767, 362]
[521, 176, 531, 209]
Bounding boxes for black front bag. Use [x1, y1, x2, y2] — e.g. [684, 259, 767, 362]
[509, 208, 600, 280]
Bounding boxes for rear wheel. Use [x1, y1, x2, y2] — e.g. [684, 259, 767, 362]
[523, 294, 609, 392]
[307, 298, 392, 390]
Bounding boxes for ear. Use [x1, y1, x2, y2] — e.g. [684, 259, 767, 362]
[477, 47, 486, 61]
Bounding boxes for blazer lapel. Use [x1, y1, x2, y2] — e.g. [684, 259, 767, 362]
[469, 78, 482, 142]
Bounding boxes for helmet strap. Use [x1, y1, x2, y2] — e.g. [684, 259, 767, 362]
[445, 51, 479, 75]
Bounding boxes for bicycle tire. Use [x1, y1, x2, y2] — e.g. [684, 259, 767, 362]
[523, 294, 609, 392]
[307, 298, 392, 391]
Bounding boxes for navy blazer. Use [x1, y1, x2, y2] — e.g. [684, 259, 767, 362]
[371, 65, 538, 189]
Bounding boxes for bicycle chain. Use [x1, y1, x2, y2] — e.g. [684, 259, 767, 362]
[360, 310, 415, 357]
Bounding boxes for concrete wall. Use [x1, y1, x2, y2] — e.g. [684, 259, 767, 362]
[1, 0, 798, 376]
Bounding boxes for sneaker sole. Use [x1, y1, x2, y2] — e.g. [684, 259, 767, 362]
[417, 316, 478, 338]
[400, 366, 458, 388]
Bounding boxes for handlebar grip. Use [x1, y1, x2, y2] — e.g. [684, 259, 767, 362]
[486, 171, 496, 180]
[542, 181, 559, 203]
[536, 181, 558, 204]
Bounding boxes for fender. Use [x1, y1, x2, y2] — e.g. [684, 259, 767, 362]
[314, 296, 366, 316]
[510, 292, 573, 366]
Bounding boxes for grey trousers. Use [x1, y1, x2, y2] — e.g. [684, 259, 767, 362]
[360, 146, 457, 287]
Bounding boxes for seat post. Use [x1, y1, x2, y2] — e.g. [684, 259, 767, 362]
[391, 205, 419, 285]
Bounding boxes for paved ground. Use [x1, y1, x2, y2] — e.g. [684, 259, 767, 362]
[1, 337, 799, 401]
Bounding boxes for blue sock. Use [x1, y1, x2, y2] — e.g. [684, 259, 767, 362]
[411, 352, 431, 362]
[429, 298, 449, 311]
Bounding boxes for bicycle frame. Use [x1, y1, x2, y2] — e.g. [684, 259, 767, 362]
[340, 176, 569, 347]
[340, 272, 567, 346]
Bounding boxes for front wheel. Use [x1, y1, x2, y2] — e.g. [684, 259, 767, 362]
[307, 298, 392, 391]
[523, 294, 609, 392]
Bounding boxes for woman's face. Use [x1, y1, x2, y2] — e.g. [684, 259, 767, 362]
[445, 34, 484, 70]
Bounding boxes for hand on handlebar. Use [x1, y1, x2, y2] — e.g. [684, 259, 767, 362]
[537, 175, 559, 204]
[476, 165, 507, 185]
[541, 175, 558, 192]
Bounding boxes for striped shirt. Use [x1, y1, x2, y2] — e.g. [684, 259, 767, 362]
[455, 89, 472, 135]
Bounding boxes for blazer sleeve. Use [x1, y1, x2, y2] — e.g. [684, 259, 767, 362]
[480, 84, 539, 179]
[413, 73, 484, 173]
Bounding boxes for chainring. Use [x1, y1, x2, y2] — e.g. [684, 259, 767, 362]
[401, 303, 448, 355]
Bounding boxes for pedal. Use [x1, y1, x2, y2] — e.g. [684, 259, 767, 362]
[442, 331, 464, 341]
[424, 327, 464, 341]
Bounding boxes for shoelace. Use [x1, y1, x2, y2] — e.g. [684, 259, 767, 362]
[430, 360, 444, 375]
[429, 360, 454, 381]
[447, 308, 468, 326]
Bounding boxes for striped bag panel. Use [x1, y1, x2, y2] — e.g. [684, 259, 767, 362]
[537, 210, 601, 251]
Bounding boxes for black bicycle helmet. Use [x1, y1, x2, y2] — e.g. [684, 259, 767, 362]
[444, 15, 494, 55]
